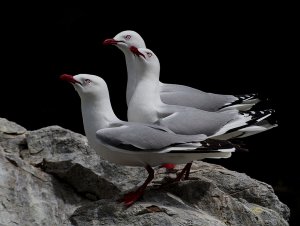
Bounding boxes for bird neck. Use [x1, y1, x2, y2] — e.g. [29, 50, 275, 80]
[135, 74, 162, 103]
[127, 76, 162, 123]
[80, 94, 119, 143]
[123, 50, 136, 105]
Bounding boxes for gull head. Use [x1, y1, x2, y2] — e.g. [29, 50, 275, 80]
[60, 74, 109, 99]
[103, 30, 146, 50]
[130, 47, 160, 76]
[132, 47, 159, 66]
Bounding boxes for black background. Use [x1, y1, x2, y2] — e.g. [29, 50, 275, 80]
[1, 4, 297, 225]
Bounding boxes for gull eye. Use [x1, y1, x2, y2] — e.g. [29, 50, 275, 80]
[84, 79, 91, 84]
[125, 35, 131, 40]
[147, 52, 152, 57]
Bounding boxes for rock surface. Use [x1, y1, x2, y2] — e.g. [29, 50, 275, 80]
[0, 118, 290, 225]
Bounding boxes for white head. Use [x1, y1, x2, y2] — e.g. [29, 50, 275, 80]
[60, 74, 109, 101]
[103, 30, 146, 50]
[130, 47, 160, 76]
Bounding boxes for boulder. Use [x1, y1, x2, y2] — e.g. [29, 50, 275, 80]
[0, 118, 290, 225]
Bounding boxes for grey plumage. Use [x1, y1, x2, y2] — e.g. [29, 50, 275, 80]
[96, 122, 206, 151]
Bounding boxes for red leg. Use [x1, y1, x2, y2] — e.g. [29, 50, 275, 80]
[174, 162, 192, 182]
[183, 162, 192, 180]
[120, 165, 154, 207]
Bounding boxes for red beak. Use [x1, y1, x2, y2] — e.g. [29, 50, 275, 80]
[60, 74, 81, 85]
[103, 38, 123, 45]
[130, 46, 145, 58]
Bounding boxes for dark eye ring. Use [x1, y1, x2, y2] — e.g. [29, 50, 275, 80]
[125, 35, 131, 40]
[147, 52, 152, 57]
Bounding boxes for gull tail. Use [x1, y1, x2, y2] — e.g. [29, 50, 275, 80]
[235, 120, 278, 138]
[175, 139, 249, 160]
[211, 109, 277, 140]
[219, 93, 261, 111]
[160, 139, 243, 163]
[168, 139, 243, 154]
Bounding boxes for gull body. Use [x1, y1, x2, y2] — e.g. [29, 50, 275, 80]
[60, 74, 235, 167]
[104, 30, 259, 111]
[127, 48, 276, 139]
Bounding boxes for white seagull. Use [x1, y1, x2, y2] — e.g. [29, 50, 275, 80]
[60, 73, 238, 206]
[127, 47, 277, 140]
[103, 30, 259, 111]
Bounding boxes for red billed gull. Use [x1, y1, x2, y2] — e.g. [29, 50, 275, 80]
[60, 73, 238, 206]
[103, 30, 259, 111]
[127, 47, 277, 140]
[103, 31, 145, 105]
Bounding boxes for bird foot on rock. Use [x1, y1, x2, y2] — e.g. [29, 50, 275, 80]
[118, 190, 144, 207]
[159, 163, 192, 189]
[118, 165, 154, 207]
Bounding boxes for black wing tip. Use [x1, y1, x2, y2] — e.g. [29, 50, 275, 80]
[169, 139, 237, 153]
[257, 109, 277, 125]
[239, 93, 273, 103]
[206, 139, 249, 152]
[219, 93, 261, 110]
[262, 110, 278, 125]
[222, 108, 277, 136]
[238, 108, 277, 129]
[200, 139, 236, 151]
[228, 139, 249, 152]
[236, 93, 259, 100]
[241, 109, 276, 122]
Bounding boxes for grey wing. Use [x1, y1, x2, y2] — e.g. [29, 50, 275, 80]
[160, 83, 237, 112]
[160, 83, 206, 93]
[157, 110, 236, 136]
[110, 121, 176, 134]
[96, 123, 206, 151]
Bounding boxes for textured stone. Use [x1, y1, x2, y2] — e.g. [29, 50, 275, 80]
[0, 145, 88, 226]
[0, 118, 290, 225]
[189, 161, 290, 219]
[70, 198, 228, 226]
[24, 126, 147, 194]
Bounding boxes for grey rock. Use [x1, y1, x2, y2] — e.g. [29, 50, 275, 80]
[24, 125, 147, 194]
[0, 118, 290, 226]
[70, 198, 227, 226]
[0, 118, 27, 154]
[0, 142, 88, 226]
[164, 178, 288, 226]
[42, 160, 121, 200]
[0, 118, 26, 136]
[189, 161, 290, 220]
